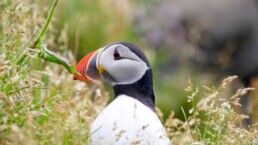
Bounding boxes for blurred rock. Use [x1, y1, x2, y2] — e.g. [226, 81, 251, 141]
[134, 0, 258, 124]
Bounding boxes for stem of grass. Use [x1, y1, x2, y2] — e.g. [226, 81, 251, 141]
[16, 0, 77, 74]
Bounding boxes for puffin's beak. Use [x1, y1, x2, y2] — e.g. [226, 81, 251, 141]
[73, 50, 102, 83]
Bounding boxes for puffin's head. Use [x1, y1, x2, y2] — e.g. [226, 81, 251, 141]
[73, 42, 150, 85]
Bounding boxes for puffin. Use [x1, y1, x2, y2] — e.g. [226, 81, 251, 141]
[73, 42, 171, 145]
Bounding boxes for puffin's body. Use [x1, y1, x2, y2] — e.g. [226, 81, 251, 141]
[90, 95, 169, 145]
[73, 42, 171, 145]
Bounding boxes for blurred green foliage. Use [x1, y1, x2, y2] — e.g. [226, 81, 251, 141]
[57, 0, 141, 60]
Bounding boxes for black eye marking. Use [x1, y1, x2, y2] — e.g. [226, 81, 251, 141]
[114, 49, 121, 60]
[113, 47, 139, 62]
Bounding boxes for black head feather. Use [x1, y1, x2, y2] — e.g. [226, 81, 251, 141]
[117, 42, 151, 67]
[109, 42, 156, 111]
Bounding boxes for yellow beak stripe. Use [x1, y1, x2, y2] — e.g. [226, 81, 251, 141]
[97, 65, 105, 74]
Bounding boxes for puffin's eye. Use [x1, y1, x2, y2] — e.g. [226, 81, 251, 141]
[114, 49, 121, 60]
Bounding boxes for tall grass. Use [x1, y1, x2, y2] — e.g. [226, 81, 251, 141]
[0, 1, 257, 145]
[0, 1, 108, 144]
[166, 77, 258, 145]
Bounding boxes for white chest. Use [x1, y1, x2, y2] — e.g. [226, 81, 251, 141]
[89, 95, 171, 145]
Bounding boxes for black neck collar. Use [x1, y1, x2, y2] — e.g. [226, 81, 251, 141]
[113, 69, 155, 111]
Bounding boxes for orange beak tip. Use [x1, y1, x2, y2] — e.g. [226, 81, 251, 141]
[73, 74, 92, 83]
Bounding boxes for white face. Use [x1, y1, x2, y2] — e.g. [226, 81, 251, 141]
[96, 44, 149, 85]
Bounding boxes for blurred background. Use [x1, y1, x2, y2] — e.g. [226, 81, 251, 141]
[2, 0, 258, 122]
[2, 1, 258, 143]
[53, 0, 258, 122]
